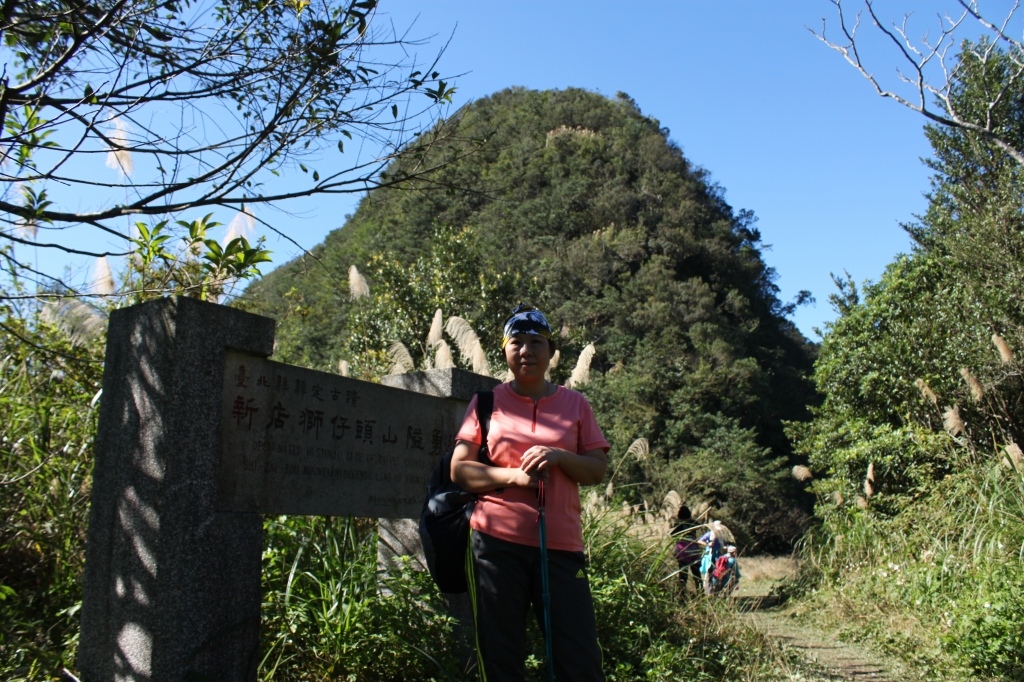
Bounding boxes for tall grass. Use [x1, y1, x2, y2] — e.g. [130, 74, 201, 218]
[260, 505, 798, 681]
[795, 461, 1024, 680]
[0, 303, 103, 680]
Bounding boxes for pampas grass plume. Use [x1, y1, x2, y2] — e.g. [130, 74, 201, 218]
[221, 223, 240, 248]
[567, 343, 596, 389]
[1003, 442, 1023, 469]
[40, 299, 107, 346]
[445, 316, 480, 359]
[426, 309, 444, 348]
[348, 265, 370, 300]
[942, 405, 965, 437]
[662, 490, 682, 519]
[227, 207, 256, 241]
[387, 341, 415, 375]
[470, 340, 491, 376]
[855, 496, 869, 509]
[104, 118, 133, 178]
[993, 334, 1014, 365]
[960, 368, 984, 402]
[626, 437, 649, 462]
[915, 378, 938, 406]
[93, 256, 116, 295]
[830, 490, 844, 507]
[545, 349, 561, 381]
[434, 340, 455, 369]
[791, 465, 813, 482]
[444, 316, 492, 375]
[709, 520, 735, 543]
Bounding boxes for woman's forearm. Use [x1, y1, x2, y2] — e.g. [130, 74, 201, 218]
[453, 460, 525, 493]
[551, 448, 607, 486]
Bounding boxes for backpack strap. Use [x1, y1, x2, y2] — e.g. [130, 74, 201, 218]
[476, 390, 495, 467]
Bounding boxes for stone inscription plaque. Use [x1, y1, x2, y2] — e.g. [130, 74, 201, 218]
[218, 350, 459, 518]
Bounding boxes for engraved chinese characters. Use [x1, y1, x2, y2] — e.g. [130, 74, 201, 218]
[218, 350, 459, 518]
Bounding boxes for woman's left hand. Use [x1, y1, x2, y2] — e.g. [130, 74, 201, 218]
[520, 445, 564, 478]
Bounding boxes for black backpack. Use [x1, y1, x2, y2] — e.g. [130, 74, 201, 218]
[419, 390, 494, 594]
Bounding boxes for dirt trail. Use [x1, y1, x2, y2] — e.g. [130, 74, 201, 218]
[734, 557, 906, 682]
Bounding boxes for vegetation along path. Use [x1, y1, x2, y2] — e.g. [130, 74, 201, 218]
[734, 558, 907, 682]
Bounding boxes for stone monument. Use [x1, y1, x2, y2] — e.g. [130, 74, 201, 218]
[78, 296, 497, 681]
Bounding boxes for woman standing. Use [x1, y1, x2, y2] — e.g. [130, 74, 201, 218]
[670, 506, 703, 596]
[451, 304, 609, 682]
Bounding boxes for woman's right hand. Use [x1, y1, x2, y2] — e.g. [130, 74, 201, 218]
[509, 468, 547, 488]
[453, 440, 547, 493]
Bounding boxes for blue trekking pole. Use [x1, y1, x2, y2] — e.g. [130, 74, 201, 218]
[538, 480, 555, 682]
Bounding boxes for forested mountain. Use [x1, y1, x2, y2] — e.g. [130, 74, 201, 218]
[244, 87, 817, 549]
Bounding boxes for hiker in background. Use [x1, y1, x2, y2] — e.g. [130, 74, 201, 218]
[451, 303, 609, 681]
[670, 506, 702, 595]
[698, 520, 726, 595]
[711, 545, 741, 597]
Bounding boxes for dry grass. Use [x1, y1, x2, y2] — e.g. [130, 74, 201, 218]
[960, 367, 984, 401]
[738, 556, 800, 584]
[348, 265, 369, 300]
[426, 309, 443, 347]
[993, 333, 1014, 364]
[942, 405, 964, 436]
[791, 465, 813, 482]
[915, 378, 939, 406]
[566, 342, 596, 388]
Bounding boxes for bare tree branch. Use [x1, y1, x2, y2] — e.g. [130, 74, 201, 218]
[810, 0, 1024, 166]
[0, 0, 469, 303]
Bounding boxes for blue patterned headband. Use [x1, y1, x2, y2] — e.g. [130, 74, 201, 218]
[501, 303, 554, 349]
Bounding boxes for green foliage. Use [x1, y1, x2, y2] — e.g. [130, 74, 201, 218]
[125, 215, 273, 304]
[582, 508, 791, 681]
[0, 294, 103, 678]
[651, 419, 803, 550]
[318, 224, 523, 379]
[260, 516, 464, 680]
[792, 40, 1024, 681]
[246, 88, 817, 549]
[949, 576, 1024, 681]
[794, 463, 1024, 680]
[0, 0, 458, 313]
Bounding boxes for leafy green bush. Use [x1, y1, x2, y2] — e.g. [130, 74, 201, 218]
[948, 575, 1024, 681]
[793, 461, 1024, 681]
[583, 507, 789, 681]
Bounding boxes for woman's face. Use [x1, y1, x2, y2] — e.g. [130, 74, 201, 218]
[504, 332, 552, 382]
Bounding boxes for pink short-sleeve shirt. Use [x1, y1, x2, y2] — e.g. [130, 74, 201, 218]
[456, 383, 610, 552]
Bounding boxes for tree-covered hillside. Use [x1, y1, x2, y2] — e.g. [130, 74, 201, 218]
[244, 87, 817, 549]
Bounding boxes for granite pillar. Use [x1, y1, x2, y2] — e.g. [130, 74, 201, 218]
[78, 297, 275, 682]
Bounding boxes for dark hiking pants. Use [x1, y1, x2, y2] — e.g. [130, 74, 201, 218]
[468, 529, 604, 682]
